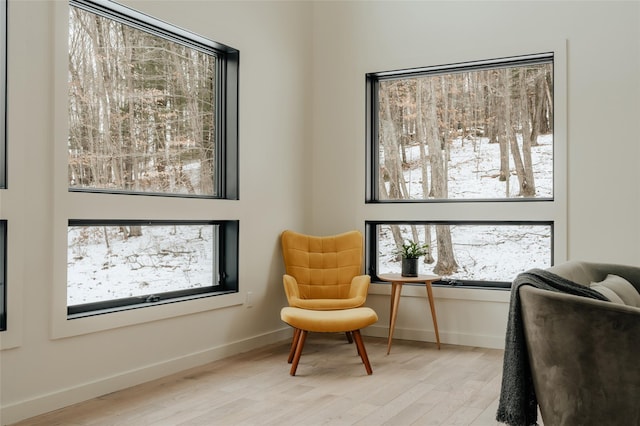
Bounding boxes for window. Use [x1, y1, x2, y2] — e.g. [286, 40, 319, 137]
[366, 221, 553, 288]
[62, 0, 240, 319]
[366, 53, 563, 286]
[0, 0, 6, 331]
[367, 54, 553, 202]
[68, 0, 238, 198]
[0, 221, 5, 330]
[1, 0, 6, 187]
[67, 220, 238, 317]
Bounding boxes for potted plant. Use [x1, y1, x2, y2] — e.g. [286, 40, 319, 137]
[395, 240, 429, 277]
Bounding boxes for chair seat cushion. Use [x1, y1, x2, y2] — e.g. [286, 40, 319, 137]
[281, 307, 378, 333]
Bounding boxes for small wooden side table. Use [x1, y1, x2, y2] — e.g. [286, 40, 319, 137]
[378, 273, 442, 354]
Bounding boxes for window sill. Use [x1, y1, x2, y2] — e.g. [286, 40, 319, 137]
[67, 290, 238, 320]
[51, 291, 244, 339]
[369, 281, 510, 303]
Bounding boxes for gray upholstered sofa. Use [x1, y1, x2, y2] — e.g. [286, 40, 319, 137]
[519, 261, 640, 425]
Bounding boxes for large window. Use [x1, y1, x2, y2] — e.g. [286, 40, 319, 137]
[67, 220, 238, 316]
[0, 0, 5, 188]
[64, 0, 240, 319]
[68, 0, 238, 198]
[366, 221, 552, 288]
[0, 221, 5, 330]
[366, 53, 560, 286]
[0, 0, 6, 331]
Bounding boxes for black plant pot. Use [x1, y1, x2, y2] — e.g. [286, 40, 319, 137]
[401, 257, 419, 277]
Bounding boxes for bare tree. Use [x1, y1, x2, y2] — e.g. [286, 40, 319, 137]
[68, 6, 217, 196]
[425, 78, 458, 275]
[128, 226, 142, 238]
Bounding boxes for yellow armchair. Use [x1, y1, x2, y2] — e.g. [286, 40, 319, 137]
[281, 229, 371, 309]
[279, 230, 378, 375]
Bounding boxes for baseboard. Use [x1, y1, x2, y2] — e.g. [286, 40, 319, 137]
[1, 328, 292, 425]
[363, 324, 506, 350]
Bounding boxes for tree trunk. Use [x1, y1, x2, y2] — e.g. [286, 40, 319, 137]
[423, 224, 434, 264]
[426, 78, 458, 274]
[498, 70, 510, 185]
[416, 80, 430, 200]
[390, 225, 405, 261]
[380, 86, 410, 199]
[433, 224, 457, 276]
[128, 226, 142, 237]
[510, 70, 536, 197]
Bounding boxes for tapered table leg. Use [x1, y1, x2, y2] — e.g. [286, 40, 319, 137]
[387, 282, 403, 354]
[425, 281, 441, 349]
[379, 273, 442, 354]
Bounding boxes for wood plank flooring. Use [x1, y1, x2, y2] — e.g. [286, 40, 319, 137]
[10, 335, 514, 426]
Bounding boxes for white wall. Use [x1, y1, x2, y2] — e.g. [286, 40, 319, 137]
[308, 1, 640, 350]
[0, 1, 311, 423]
[1, 0, 639, 424]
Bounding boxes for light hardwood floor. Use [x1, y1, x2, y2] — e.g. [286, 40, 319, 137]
[11, 335, 510, 426]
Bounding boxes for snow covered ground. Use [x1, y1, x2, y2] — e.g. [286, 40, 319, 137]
[386, 134, 552, 200]
[377, 222, 551, 282]
[67, 224, 214, 305]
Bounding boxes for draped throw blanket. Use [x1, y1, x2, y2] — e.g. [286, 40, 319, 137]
[496, 268, 609, 426]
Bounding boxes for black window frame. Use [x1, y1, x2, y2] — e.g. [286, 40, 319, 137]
[67, 219, 239, 318]
[365, 220, 554, 289]
[64, 1, 241, 320]
[0, 220, 6, 330]
[68, 0, 239, 200]
[0, 0, 5, 330]
[1, 0, 6, 188]
[365, 53, 558, 288]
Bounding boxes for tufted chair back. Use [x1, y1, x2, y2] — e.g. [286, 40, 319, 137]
[281, 230, 364, 301]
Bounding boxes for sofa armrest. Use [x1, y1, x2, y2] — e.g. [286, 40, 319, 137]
[519, 285, 640, 425]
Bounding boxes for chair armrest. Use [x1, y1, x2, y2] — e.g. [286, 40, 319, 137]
[348, 275, 371, 303]
[283, 274, 301, 306]
[283, 274, 371, 310]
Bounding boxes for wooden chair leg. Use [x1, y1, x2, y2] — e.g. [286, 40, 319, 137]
[288, 328, 301, 364]
[352, 330, 373, 375]
[345, 331, 353, 344]
[348, 331, 360, 356]
[290, 329, 308, 376]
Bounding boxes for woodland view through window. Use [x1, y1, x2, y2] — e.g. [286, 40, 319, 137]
[66, 0, 239, 316]
[366, 54, 555, 284]
[367, 221, 552, 286]
[67, 221, 238, 316]
[68, 1, 238, 197]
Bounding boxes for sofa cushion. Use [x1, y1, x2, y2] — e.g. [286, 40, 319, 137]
[591, 274, 640, 307]
[590, 283, 626, 305]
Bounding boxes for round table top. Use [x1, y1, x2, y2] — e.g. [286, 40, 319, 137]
[377, 273, 441, 283]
